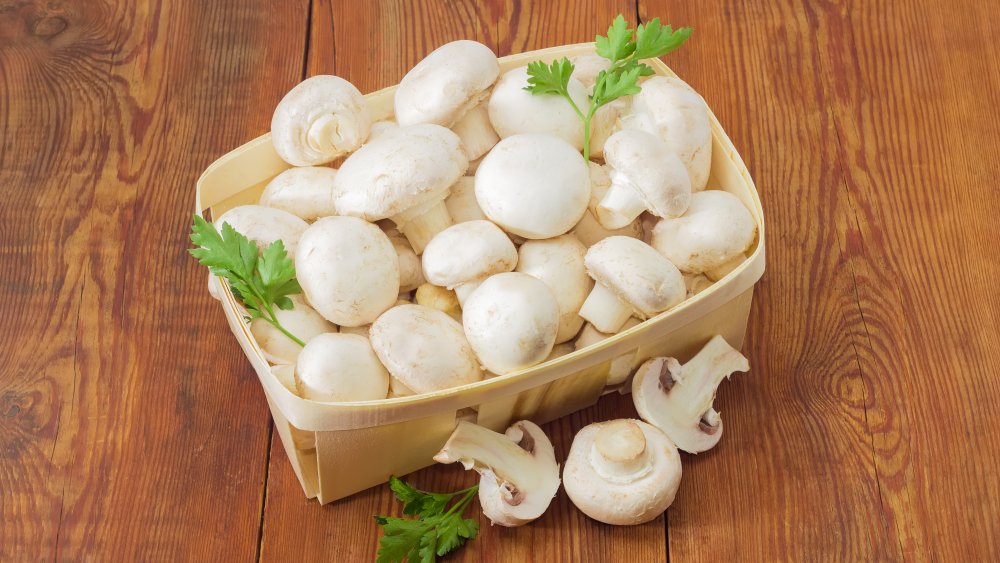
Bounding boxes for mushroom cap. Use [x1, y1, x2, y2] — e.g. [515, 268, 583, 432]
[214, 205, 309, 255]
[462, 272, 560, 374]
[585, 236, 685, 318]
[369, 304, 483, 394]
[624, 76, 712, 191]
[603, 129, 692, 218]
[571, 53, 612, 90]
[445, 176, 488, 223]
[333, 124, 468, 220]
[571, 163, 644, 246]
[488, 66, 589, 149]
[395, 40, 500, 127]
[295, 333, 390, 401]
[295, 216, 400, 326]
[259, 166, 339, 221]
[650, 190, 756, 274]
[515, 235, 593, 343]
[250, 294, 336, 364]
[422, 220, 518, 289]
[475, 134, 590, 239]
[271, 75, 372, 166]
[563, 419, 682, 525]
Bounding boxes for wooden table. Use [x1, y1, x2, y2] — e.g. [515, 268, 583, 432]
[3, 0, 998, 560]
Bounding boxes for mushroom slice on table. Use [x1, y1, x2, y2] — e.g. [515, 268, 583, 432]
[369, 304, 483, 394]
[434, 420, 560, 527]
[250, 294, 336, 365]
[651, 190, 756, 275]
[462, 272, 560, 375]
[563, 419, 682, 525]
[632, 335, 750, 453]
[515, 235, 593, 344]
[214, 204, 308, 254]
[259, 166, 339, 221]
[579, 236, 685, 334]
[333, 124, 468, 253]
[271, 75, 371, 166]
[622, 75, 712, 192]
[475, 134, 589, 240]
[596, 129, 692, 230]
[295, 216, 400, 327]
[421, 220, 518, 305]
[295, 333, 390, 401]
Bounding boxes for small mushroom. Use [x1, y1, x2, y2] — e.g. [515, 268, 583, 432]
[271, 75, 372, 166]
[414, 283, 462, 322]
[622, 76, 712, 192]
[462, 272, 560, 374]
[595, 129, 692, 230]
[573, 318, 642, 386]
[579, 236, 685, 333]
[295, 216, 399, 326]
[572, 163, 643, 246]
[214, 204, 309, 254]
[434, 420, 560, 527]
[515, 235, 593, 343]
[389, 235, 425, 293]
[563, 419, 682, 525]
[632, 335, 750, 453]
[250, 294, 336, 364]
[488, 66, 589, 150]
[370, 304, 483, 394]
[651, 190, 756, 274]
[295, 333, 390, 401]
[258, 166, 339, 221]
[422, 220, 518, 304]
[475, 134, 589, 239]
[444, 177, 487, 223]
[333, 124, 468, 253]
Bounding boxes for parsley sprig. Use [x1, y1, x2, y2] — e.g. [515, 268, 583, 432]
[374, 476, 480, 563]
[189, 214, 305, 346]
[524, 14, 692, 160]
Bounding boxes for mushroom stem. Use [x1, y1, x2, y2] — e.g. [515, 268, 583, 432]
[307, 114, 348, 154]
[589, 420, 652, 483]
[595, 175, 648, 230]
[673, 336, 750, 423]
[393, 199, 454, 254]
[578, 282, 633, 333]
[453, 280, 482, 305]
[452, 103, 499, 161]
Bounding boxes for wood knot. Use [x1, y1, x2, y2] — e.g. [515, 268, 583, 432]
[31, 15, 67, 38]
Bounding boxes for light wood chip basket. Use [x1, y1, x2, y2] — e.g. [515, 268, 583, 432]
[195, 44, 765, 504]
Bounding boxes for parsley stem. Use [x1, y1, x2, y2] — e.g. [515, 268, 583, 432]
[444, 485, 479, 518]
[262, 311, 306, 347]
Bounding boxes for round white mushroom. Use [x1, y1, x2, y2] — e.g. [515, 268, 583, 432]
[295, 333, 390, 401]
[369, 304, 483, 394]
[475, 134, 589, 239]
[271, 75, 371, 167]
[579, 236, 685, 333]
[488, 66, 590, 150]
[295, 216, 399, 327]
[250, 294, 336, 365]
[395, 40, 500, 127]
[422, 220, 518, 304]
[258, 166, 339, 221]
[563, 419, 682, 525]
[650, 190, 756, 274]
[462, 272, 560, 374]
[515, 235, 593, 343]
[333, 124, 468, 253]
[214, 204, 309, 254]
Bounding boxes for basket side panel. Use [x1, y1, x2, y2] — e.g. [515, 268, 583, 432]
[266, 395, 319, 499]
[531, 363, 611, 425]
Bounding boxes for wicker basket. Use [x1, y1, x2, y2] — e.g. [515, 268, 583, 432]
[195, 43, 765, 504]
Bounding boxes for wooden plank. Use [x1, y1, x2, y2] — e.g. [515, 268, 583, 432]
[0, 0, 307, 559]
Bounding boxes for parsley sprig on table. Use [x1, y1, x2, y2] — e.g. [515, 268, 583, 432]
[189, 214, 305, 346]
[374, 476, 480, 563]
[524, 14, 692, 160]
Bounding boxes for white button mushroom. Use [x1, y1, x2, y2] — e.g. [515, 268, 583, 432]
[650, 190, 756, 274]
[369, 304, 483, 394]
[433, 420, 560, 527]
[271, 75, 372, 167]
[475, 134, 589, 239]
[214, 204, 309, 254]
[595, 129, 692, 229]
[388, 235, 425, 293]
[563, 419, 682, 526]
[295, 216, 400, 327]
[515, 235, 593, 343]
[572, 162, 644, 246]
[332, 124, 468, 253]
[444, 177, 487, 223]
[258, 166, 339, 221]
[578, 236, 686, 333]
[462, 272, 560, 374]
[632, 335, 750, 453]
[250, 294, 336, 365]
[413, 283, 462, 322]
[295, 333, 390, 401]
[422, 220, 518, 305]
[622, 76, 712, 192]
[488, 66, 590, 150]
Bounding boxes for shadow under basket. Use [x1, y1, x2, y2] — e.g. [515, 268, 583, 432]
[195, 43, 766, 504]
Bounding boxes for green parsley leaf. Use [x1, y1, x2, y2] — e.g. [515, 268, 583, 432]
[375, 477, 480, 563]
[595, 14, 635, 63]
[634, 17, 693, 60]
[523, 58, 575, 97]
